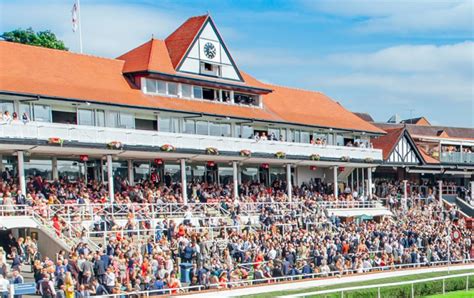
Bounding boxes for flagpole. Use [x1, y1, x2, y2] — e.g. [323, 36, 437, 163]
[77, 0, 83, 53]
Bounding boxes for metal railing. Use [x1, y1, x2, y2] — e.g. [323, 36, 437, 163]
[289, 272, 474, 298]
[440, 152, 474, 164]
[317, 200, 383, 209]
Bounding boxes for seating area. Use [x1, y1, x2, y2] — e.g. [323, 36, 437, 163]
[0, 170, 472, 296]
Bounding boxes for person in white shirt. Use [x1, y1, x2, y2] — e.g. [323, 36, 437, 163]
[0, 274, 9, 298]
[105, 267, 116, 293]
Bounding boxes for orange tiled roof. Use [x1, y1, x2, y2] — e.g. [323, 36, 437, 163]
[117, 39, 175, 74]
[165, 15, 208, 68]
[371, 127, 405, 160]
[0, 40, 384, 134]
[417, 145, 440, 164]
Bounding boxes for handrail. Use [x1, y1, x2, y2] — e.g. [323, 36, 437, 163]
[288, 272, 474, 297]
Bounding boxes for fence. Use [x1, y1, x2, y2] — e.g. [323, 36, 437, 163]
[287, 272, 474, 298]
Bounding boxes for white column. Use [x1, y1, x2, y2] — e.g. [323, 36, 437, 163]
[438, 180, 443, 207]
[52, 157, 58, 180]
[107, 155, 114, 204]
[180, 159, 188, 204]
[232, 161, 239, 199]
[356, 168, 359, 194]
[368, 167, 373, 200]
[470, 181, 474, 201]
[286, 164, 292, 202]
[127, 160, 134, 186]
[361, 168, 365, 197]
[0, 154, 4, 172]
[350, 170, 354, 192]
[333, 166, 338, 200]
[17, 151, 26, 195]
[403, 180, 408, 201]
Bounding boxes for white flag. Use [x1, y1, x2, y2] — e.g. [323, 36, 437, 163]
[72, 2, 78, 32]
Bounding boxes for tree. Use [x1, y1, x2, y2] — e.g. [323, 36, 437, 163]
[1, 27, 68, 50]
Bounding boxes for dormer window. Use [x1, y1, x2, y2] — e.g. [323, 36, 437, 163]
[200, 62, 221, 77]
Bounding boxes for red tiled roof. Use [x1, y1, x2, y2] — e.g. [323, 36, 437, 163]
[371, 127, 404, 160]
[165, 15, 208, 68]
[0, 40, 384, 134]
[417, 145, 440, 164]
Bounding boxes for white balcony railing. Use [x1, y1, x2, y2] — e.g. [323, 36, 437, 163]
[0, 121, 382, 161]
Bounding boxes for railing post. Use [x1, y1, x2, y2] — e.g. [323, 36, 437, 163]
[411, 282, 414, 298]
[377, 286, 381, 298]
[442, 278, 445, 294]
[466, 276, 469, 291]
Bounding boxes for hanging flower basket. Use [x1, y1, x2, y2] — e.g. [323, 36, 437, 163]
[310, 154, 320, 161]
[240, 149, 252, 157]
[160, 144, 176, 152]
[275, 151, 286, 159]
[206, 147, 219, 155]
[107, 141, 123, 150]
[364, 157, 374, 163]
[341, 156, 350, 162]
[48, 137, 64, 146]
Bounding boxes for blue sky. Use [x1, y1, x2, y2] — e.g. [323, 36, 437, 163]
[1, 0, 473, 127]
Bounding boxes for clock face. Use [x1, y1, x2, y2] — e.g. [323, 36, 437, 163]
[203, 42, 216, 59]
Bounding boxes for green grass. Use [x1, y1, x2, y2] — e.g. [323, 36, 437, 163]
[240, 269, 474, 298]
[423, 289, 474, 297]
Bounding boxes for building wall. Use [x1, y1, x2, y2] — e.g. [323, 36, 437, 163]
[296, 166, 331, 185]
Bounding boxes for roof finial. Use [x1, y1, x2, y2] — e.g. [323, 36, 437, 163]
[151, 33, 154, 40]
[207, 10, 210, 16]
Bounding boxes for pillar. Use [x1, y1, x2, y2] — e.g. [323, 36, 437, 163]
[106, 155, 114, 204]
[17, 151, 26, 195]
[0, 154, 4, 172]
[403, 180, 408, 200]
[438, 180, 443, 207]
[232, 161, 239, 199]
[180, 159, 188, 204]
[368, 167, 373, 200]
[127, 160, 134, 186]
[333, 166, 338, 200]
[362, 168, 365, 197]
[470, 181, 474, 201]
[286, 164, 292, 202]
[52, 157, 58, 180]
[356, 168, 359, 195]
[350, 170, 354, 192]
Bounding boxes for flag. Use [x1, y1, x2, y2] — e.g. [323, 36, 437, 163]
[72, 2, 78, 32]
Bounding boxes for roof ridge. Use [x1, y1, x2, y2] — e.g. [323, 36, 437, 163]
[164, 14, 208, 42]
[0, 41, 122, 64]
[147, 38, 156, 71]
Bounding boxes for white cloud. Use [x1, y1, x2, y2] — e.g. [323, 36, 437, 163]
[0, 0, 183, 57]
[303, 0, 473, 34]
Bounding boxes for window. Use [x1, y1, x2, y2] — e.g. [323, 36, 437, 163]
[182, 84, 192, 98]
[157, 81, 166, 94]
[222, 91, 231, 103]
[242, 126, 253, 139]
[106, 111, 119, 128]
[146, 79, 156, 93]
[202, 88, 217, 101]
[204, 63, 213, 71]
[234, 93, 257, 106]
[221, 124, 231, 137]
[209, 122, 221, 136]
[301, 131, 310, 144]
[293, 130, 300, 143]
[268, 128, 280, 140]
[78, 109, 94, 126]
[159, 116, 171, 132]
[119, 113, 135, 129]
[0, 101, 14, 114]
[33, 104, 51, 122]
[171, 118, 180, 133]
[196, 121, 208, 135]
[184, 120, 195, 134]
[96, 110, 105, 127]
[19, 103, 31, 119]
[193, 86, 203, 99]
[167, 82, 178, 96]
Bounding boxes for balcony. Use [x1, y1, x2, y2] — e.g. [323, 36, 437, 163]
[440, 152, 474, 164]
[0, 121, 382, 162]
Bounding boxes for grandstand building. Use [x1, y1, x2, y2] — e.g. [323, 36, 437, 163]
[0, 14, 386, 203]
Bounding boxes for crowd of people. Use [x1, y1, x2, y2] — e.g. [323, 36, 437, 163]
[0, 170, 472, 297]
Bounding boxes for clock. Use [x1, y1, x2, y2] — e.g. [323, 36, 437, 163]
[203, 42, 216, 59]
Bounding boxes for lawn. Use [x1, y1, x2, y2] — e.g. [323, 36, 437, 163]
[240, 269, 474, 298]
[423, 289, 474, 297]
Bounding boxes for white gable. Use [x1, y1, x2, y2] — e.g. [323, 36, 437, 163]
[177, 19, 242, 81]
[388, 135, 421, 164]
